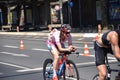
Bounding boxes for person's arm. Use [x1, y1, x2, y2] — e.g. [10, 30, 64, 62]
[68, 34, 77, 51]
[68, 34, 72, 46]
[54, 31, 70, 52]
[56, 42, 70, 52]
[110, 33, 120, 58]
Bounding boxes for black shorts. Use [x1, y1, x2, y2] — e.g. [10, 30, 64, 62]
[94, 41, 113, 66]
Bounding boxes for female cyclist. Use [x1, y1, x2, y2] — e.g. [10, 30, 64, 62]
[46, 24, 76, 80]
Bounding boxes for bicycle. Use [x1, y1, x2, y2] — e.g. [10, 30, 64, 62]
[43, 51, 80, 80]
[92, 54, 120, 80]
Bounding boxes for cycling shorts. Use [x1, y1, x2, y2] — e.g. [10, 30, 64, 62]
[47, 43, 65, 51]
[94, 41, 113, 66]
[47, 44, 56, 51]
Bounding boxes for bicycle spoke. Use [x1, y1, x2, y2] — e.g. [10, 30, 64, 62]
[64, 60, 79, 80]
[43, 59, 53, 80]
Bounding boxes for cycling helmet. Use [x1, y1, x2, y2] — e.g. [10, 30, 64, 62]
[61, 24, 71, 32]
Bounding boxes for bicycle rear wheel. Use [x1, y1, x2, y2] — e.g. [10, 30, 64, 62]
[92, 74, 99, 80]
[64, 60, 79, 80]
[43, 58, 53, 80]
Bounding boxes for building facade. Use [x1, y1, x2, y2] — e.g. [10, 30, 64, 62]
[0, 0, 120, 31]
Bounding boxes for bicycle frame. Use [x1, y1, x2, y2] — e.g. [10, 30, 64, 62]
[105, 55, 120, 80]
[43, 51, 79, 80]
[57, 54, 69, 77]
[46, 54, 68, 79]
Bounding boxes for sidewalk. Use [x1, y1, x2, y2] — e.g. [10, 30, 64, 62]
[0, 30, 99, 38]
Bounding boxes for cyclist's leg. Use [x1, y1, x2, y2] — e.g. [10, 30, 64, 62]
[94, 41, 107, 80]
[97, 65, 107, 80]
[51, 49, 60, 77]
[47, 44, 60, 79]
[66, 63, 70, 77]
[65, 60, 79, 79]
[66, 63, 74, 77]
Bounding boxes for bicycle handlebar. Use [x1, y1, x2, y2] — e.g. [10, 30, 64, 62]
[64, 51, 79, 55]
[59, 51, 79, 57]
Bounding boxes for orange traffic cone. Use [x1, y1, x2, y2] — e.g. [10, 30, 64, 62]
[82, 43, 91, 56]
[20, 39, 25, 49]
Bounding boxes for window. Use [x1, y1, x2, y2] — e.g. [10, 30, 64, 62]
[108, 0, 120, 20]
[96, 1, 102, 20]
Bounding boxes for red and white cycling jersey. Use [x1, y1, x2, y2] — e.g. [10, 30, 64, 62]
[46, 29, 72, 50]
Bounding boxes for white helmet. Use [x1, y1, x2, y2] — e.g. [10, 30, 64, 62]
[61, 24, 71, 32]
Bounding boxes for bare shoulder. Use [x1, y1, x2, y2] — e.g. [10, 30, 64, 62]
[110, 31, 118, 37]
[108, 31, 119, 43]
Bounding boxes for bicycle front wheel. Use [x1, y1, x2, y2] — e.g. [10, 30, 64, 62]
[92, 74, 99, 80]
[43, 58, 53, 80]
[64, 60, 80, 80]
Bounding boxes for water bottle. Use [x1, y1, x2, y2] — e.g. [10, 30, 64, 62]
[58, 62, 65, 76]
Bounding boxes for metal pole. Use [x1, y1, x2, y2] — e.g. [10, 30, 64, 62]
[59, 0, 63, 24]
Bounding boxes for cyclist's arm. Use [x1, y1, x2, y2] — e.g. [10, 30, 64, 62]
[110, 33, 120, 57]
[54, 31, 70, 52]
[68, 34, 72, 46]
[56, 42, 70, 52]
[68, 34, 77, 51]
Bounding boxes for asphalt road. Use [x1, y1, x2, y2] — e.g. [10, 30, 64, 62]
[0, 35, 119, 80]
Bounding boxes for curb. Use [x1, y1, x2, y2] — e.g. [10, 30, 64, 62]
[0, 32, 99, 38]
[0, 32, 48, 36]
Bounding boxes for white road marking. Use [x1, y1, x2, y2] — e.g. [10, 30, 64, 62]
[76, 59, 117, 66]
[32, 48, 49, 52]
[43, 37, 47, 38]
[79, 53, 94, 57]
[0, 52, 29, 57]
[0, 62, 30, 69]
[107, 57, 116, 60]
[65, 76, 77, 80]
[32, 48, 116, 60]
[16, 50, 116, 73]
[3, 45, 19, 48]
[16, 67, 43, 72]
[1, 45, 116, 73]
[79, 53, 116, 59]
[77, 38, 84, 40]
[76, 46, 93, 49]
[16, 59, 117, 72]
[65, 40, 93, 44]
[65, 46, 93, 49]
[0, 73, 3, 75]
